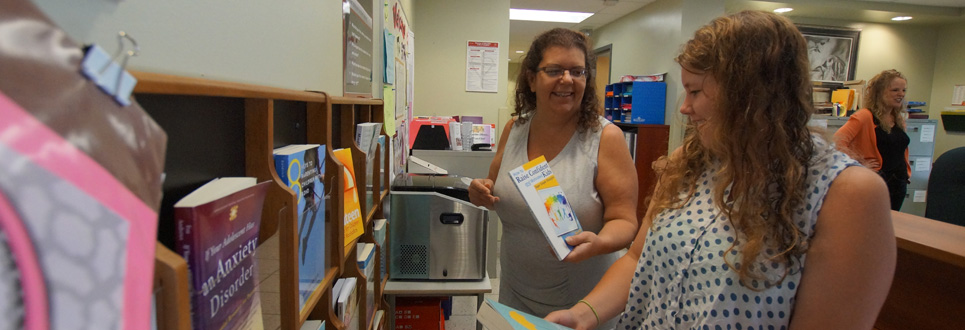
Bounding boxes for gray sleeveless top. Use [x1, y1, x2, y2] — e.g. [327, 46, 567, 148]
[493, 115, 620, 327]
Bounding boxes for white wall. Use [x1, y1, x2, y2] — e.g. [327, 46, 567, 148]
[931, 22, 965, 157]
[592, 0, 725, 151]
[31, 0, 346, 93]
[412, 0, 510, 128]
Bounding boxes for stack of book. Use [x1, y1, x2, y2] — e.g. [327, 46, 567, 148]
[332, 277, 359, 330]
[357, 243, 376, 279]
[373, 219, 387, 280]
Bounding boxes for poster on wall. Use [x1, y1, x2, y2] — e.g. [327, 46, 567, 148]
[466, 41, 499, 93]
[395, 57, 406, 118]
[407, 31, 415, 123]
[797, 25, 860, 82]
[384, 0, 412, 168]
[343, 0, 373, 97]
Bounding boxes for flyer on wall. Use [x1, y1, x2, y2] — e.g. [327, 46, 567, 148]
[466, 41, 499, 93]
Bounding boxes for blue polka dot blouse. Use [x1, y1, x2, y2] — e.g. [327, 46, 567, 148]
[613, 135, 859, 330]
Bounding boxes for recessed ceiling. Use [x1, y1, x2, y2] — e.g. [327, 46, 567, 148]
[508, 0, 656, 62]
[730, 0, 965, 26]
[509, 0, 965, 63]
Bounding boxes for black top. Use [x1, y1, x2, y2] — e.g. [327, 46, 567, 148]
[873, 116, 910, 180]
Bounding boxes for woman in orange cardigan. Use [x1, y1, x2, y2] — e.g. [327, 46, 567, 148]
[835, 69, 911, 210]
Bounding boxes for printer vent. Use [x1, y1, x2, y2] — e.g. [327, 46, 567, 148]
[398, 244, 428, 276]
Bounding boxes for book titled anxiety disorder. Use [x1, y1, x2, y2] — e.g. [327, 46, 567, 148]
[175, 177, 270, 330]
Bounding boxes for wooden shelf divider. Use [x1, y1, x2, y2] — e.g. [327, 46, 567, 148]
[137, 71, 389, 330]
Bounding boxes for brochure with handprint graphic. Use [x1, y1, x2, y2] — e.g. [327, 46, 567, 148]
[508, 156, 583, 260]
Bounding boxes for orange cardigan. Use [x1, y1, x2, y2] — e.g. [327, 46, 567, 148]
[833, 108, 911, 177]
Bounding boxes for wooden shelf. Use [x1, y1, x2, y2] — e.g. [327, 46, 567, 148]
[614, 123, 670, 218]
[134, 71, 389, 330]
[154, 242, 191, 330]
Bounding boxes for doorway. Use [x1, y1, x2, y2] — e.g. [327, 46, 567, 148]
[593, 44, 612, 112]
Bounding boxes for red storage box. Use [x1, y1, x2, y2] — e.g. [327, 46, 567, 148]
[395, 297, 445, 330]
[408, 116, 456, 149]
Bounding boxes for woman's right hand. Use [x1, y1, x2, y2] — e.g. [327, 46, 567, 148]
[468, 178, 499, 209]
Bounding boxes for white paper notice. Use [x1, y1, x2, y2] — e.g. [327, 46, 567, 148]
[953, 85, 965, 106]
[920, 124, 935, 142]
[915, 157, 932, 172]
[466, 41, 499, 93]
[913, 190, 927, 203]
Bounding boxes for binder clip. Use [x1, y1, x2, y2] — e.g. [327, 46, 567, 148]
[80, 31, 139, 106]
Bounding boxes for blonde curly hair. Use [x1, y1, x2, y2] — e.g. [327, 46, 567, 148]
[647, 10, 816, 288]
[863, 69, 908, 133]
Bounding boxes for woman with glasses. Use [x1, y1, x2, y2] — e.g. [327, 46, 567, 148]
[468, 28, 638, 327]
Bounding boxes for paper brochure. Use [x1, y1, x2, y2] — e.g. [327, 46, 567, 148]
[509, 156, 582, 260]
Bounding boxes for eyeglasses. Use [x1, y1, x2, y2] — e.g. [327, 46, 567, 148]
[537, 66, 587, 79]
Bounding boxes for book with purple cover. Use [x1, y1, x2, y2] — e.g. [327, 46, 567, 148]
[175, 178, 270, 330]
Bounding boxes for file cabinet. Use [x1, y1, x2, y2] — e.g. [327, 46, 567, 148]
[814, 115, 937, 216]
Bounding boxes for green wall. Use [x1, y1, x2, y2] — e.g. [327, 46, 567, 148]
[931, 22, 965, 157]
[591, 0, 964, 157]
[592, 0, 725, 151]
[412, 0, 510, 128]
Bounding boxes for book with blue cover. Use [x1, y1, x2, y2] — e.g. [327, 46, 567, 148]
[273, 144, 327, 310]
[476, 298, 572, 330]
[508, 155, 583, 260]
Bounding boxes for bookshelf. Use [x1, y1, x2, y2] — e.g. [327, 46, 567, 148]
[614, 123, 670, 217]
[604, 81, 668, 125]
[135, 71, 390, 330]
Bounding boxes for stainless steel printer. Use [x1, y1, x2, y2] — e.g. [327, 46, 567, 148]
[390, 174, 488, 280]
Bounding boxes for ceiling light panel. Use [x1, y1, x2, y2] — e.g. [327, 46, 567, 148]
[510, 8, 594, 23]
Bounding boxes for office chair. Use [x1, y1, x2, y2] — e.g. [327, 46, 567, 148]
[925, 147, 965, 227]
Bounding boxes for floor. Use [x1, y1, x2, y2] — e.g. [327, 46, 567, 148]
[254, 233, 500, 330]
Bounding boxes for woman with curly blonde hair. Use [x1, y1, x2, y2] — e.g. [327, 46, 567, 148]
[835, 69, 911, 210]
[546, 10, 895, 329]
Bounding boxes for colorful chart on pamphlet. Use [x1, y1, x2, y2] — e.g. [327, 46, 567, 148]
[535, 177, 579, 236]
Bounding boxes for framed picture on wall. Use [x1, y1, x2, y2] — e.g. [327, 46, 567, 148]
[798, 25, 860, 82]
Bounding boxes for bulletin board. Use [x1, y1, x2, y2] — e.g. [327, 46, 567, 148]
[344, 0, 374, 98]
[382, 0, 413, 175]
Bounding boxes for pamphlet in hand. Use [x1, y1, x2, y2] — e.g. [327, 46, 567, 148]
[476, 298, 573, 330]
[508, 155, 583, 260]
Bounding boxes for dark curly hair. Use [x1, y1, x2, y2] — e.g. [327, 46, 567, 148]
[513, 28, 601, 132]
